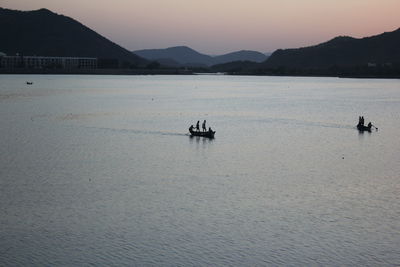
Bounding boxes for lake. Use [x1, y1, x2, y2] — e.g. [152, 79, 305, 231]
[1, 74, 399, 266]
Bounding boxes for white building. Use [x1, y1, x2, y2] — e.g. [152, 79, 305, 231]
[0, 54, 97, 69]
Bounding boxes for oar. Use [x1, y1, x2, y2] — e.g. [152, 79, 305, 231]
[371, 124, 378, 131]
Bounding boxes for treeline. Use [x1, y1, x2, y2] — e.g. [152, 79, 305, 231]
[208, 61, 400, 78]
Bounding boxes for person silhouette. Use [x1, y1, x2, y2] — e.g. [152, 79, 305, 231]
[202, 120, 206, 132]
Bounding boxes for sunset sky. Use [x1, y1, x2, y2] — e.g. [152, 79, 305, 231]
[2, 0, 400, 54]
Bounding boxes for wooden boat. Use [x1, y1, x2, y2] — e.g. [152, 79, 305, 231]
[189, 127, 215, 138]
[357, 124, 372, 132]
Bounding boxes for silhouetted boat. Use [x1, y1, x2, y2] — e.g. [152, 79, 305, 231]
[189, 127, 215, 138]
[26, 82, 33, 85]
[357, 124, 372, 132]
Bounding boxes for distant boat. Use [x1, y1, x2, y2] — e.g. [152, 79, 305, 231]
[189, 127, 215, 138]
[26, 82, 33, 85]
[356, 116, 377, 132]
[357, 124, 372, 132]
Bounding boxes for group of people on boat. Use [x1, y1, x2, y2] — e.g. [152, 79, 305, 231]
[189, 120, 213, 133]
[357, 116, 372, 129]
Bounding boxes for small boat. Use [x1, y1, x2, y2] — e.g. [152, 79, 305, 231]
[26, 82, 33, 85]
[189, 127, 215, 138]
[356, 116, 377, 132]
[357, 124, 372, 132]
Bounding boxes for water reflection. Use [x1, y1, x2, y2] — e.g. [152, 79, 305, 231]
[357, 127, 376, 140]
[189, 135, 214, 145]
[1, 75, 399, 266]
[358, 130, 371, 138]
[84, 126, 188, 137]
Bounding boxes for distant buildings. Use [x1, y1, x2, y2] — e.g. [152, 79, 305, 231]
[0, 53, 97, 69]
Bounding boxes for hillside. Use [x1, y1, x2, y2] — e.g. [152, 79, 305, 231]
[134, 46, 213, 67]
[264, 28, 400, 69]
[134, 46, 268, 67]
[213, 50, 267, 64]
[211, 28, 400, 77]
[0, 8, 147, 67]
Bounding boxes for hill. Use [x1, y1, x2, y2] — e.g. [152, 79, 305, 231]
[134, 46, 268, 67]
[211, 29, 400, 77]
[0, 8, 147, 67]
[213, 50, 267, 64]
[264, 28, 400, 69]
[134, 46, 213, 67]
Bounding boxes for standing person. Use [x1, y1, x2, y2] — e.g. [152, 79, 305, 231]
[196, 120, 200, 132]
[202, 120, 206, 132]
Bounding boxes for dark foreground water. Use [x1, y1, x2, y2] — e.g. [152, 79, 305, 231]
[1, 75, 399, 266]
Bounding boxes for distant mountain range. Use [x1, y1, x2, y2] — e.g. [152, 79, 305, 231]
[0, 8, 147, 67]
[211, 28, 400, 77]
[133, 27, 400, 72]
[133, 46, 269, 67]
[263, 28, 400, 69]
[1, 7, 399, 76]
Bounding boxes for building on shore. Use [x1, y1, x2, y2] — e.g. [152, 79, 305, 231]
[0, 53, 97, 69]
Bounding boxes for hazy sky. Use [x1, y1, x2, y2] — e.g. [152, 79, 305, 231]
[2, 0, 400, 54]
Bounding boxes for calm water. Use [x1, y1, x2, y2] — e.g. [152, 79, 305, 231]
[1, 74, 399, 266]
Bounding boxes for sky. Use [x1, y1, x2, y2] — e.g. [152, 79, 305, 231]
[1, 0, 400, 55]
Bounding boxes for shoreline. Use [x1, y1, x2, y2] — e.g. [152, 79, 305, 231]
[0, 68, 193, 75]
[1, 69, 399, 79]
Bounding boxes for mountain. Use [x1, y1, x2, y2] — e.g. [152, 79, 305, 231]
[263, 28, 400, 69]
[133, 46, 268, 67]
[264, 52, 273, 57]
[209, 29, 400, 77]
[213, 50, 267, 64]
[134, 46, 213, 67]
[0, 8, 147, 67]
